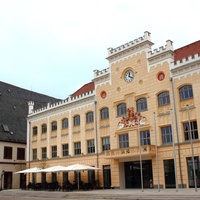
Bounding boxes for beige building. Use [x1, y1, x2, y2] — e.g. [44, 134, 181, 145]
[27, 32, 200, 189]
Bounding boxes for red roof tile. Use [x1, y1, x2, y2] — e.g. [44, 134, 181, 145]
[71, 82, 94, 97]
[174, 40, 200, 61]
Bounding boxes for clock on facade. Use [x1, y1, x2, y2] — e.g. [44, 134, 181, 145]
[124, 70, 134, 82]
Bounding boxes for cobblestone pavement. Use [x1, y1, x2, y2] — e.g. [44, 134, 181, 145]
[0, 189, 200, 200]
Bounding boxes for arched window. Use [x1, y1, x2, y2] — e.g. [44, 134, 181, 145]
[136, 98, 147, 112]
[179, 85, 193, 100]
[41, 124, 47, 134]
[74, 115, 80, 126]
[51, 121, 57, 131]
[117, 103, 126, 116]
[100, 107, 109, 120]
[158, 91, 170, 106]
[32, 126, 38, 135]
[62, 118, 68, 129]
[86, 112, 94, 123]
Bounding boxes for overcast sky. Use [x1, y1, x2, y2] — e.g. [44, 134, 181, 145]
[0, 0, 199, 99]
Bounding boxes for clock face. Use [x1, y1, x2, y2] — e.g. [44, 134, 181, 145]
[124, 70, 134, 82]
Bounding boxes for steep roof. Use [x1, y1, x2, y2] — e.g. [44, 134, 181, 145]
[174, 40, 200, 61]
[71, 82, 94, 97]
[0, 81, 60, 144]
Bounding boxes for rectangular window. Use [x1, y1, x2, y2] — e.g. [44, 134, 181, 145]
[42, 147, 47, 159]
[119, 134, 129, 148]
[102, 137, 110, 151]
[32, 149, 37, 160]
[52, 146, 57, 158]
[17, 148, 25, 160]
[161, 126, 172, 144]
[186, 156, 200, 187]
[4, 146, 12, 159]
[33, 127, 38, 136]
[62, 144, 69, 157]
[184, 121, 198, 141]
[74, 142, 81, 155]
[140, 130, 151, 146]
[87, 139, 95, 154]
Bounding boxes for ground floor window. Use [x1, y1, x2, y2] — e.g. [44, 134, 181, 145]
[187, 156, 200, 188]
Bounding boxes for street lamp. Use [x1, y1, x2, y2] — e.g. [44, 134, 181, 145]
[0, 170, 5, 191]
[186, 105, 197, 192]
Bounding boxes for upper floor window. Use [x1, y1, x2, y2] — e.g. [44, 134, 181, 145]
[86, 112, 94, 123]
[136, 98, 147, 112]
[179, 85, 193, 100]
[100, 107, 109, 120]
[161, 126, 172, 144]
[87, 139, 95, 154]
[158, 91, 170, 106]
[183, 121, 198, 141]
[102, 137, 110, 151]
[62, 118, 68, 129]
[74, 115, 80, 126]
[140, 130, 151, 146]
[32, 149, 37, 160]
[17, 148, 25, 160]
[41, 124, 47, 134]
[4, 146, 12, 159]
[52, 146, 57, 158]
[119, 134, 129, 148]
[32, 126, 38, 136]
[51, 121, 57, 131]
[74, 142, 81, 155]
[62, 144, 69, 157]
[42, 147, 47, 159]
[117, 103, 126, 117]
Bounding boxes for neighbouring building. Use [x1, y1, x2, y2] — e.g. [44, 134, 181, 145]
[27, 31, 200, 189]
[0, 81, 59, 189]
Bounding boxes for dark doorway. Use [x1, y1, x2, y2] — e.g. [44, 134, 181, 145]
[124, 160, 153, 188]
[103, 165, 111, 189]
[20, 174, 26, 189]
[164, 159, 175, 188]
[4, 172, 12, 189]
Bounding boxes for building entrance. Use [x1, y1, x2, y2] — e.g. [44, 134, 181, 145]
[124, 160, 153, 188]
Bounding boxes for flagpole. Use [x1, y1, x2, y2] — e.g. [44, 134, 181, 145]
[186, 105, 197, 192]
[153, 112, 160, 192]
[170, 109, 178, 192]
[137, 114, 144, 192]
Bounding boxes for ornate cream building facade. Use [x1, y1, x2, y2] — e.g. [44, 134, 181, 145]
[26, 31, 200, 189]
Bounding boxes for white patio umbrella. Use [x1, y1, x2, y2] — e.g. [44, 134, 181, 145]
[40, 165, 66, 173]
[15, 167, 42, 174]
[60, 164, 101, 190]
